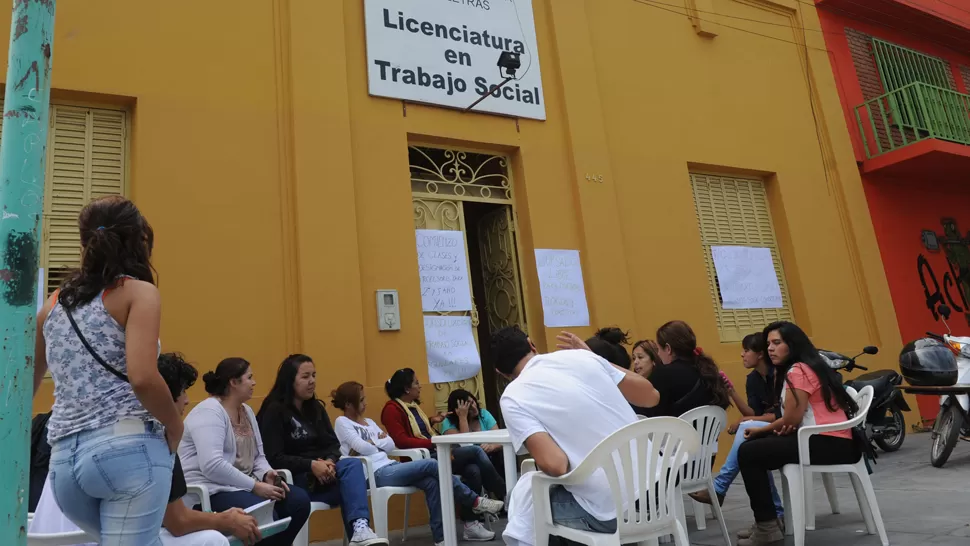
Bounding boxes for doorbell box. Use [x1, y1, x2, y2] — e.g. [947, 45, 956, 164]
[377, 290, 401, 331]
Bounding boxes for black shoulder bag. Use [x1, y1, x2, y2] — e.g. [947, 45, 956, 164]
[65, 307, 130, 383]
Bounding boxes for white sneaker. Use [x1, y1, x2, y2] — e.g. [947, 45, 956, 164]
[349, 522, 388, 546]
[463, 521, 496, 541]
[472, 496, 504, 515]
[435, 542, 446, 546]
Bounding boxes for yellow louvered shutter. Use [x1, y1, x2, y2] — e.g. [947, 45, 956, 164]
[41, 104, 128, 295]
[690, 173, 793, 342]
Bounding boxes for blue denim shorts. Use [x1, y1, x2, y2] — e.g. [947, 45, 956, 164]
[49, 419, 174, 545]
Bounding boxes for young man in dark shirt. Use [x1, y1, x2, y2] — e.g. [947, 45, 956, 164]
[157, 353, 262, 545]
[690, 334, 784, 535]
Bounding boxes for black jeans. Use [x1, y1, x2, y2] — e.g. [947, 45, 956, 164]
[433, 445, 506, 520]
[451, 445, 505, 498]
[486, 448, 506, 480]
[738, 434, 860, 522]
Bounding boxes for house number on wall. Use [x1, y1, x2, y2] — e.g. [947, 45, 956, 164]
[585, 174, 604, 183]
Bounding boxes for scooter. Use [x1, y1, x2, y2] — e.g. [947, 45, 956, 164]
[820, 346, 910, 452]
[921, 304, 970, 467]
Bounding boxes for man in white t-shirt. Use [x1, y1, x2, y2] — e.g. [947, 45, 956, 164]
[491, 327, 661, 546]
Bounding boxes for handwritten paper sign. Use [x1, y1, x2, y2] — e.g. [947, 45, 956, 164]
[416, 229, 473, 312]
[423, 315, 481, 383]
[711, 246, 783, 309]
[535, 249, 590, 327]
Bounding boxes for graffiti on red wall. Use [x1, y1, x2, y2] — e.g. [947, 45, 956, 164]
[918, 218, 970, 325]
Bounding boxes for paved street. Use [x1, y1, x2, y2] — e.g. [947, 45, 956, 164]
[314, 431, 970, 546]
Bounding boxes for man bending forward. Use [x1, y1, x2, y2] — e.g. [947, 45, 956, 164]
[492, 328, 661, 546]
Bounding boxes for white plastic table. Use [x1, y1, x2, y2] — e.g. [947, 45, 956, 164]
[431, 430, 520, 546]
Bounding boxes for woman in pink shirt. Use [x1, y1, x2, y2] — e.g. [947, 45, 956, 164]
[735, 321, 861, 546]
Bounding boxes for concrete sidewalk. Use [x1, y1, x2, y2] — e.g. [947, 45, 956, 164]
[314, 431, 970, 546]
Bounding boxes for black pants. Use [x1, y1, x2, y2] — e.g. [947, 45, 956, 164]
[486, 448, 506, 480]
[434, 445, 506, 520]
[738, 434, 860, 522]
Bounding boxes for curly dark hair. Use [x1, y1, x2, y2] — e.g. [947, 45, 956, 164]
[157, 352, 198, 401]
[58, 196, 156, 309]
[586, 327, 631, 369]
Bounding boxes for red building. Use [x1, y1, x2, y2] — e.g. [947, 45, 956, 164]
[817, 0, 970, 425]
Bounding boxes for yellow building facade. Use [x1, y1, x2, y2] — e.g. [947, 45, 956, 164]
[18, 0, 903, 540]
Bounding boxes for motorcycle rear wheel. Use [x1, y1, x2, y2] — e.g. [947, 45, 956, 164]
[875, 406, 906, 452]
[930, 404, 962, 468]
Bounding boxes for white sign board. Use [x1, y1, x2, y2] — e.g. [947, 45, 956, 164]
[424, 315, 482, 383]
[363, 0, 546, 120]
[535, 249, 590, 327]
[711, 246, 784, 309]
[416, 229, 473, 312]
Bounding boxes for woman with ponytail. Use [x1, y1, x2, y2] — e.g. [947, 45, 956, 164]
[180, 358, 311, 546]
[638, 320, 730, 417]
[34, 196, 181, 545]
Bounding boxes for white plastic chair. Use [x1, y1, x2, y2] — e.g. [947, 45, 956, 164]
[532, 417, 701, 546]
[26, 530, 95, 546]
[279, 468, 342, 546]
[677, 406, 731, 546]
[287, 448, 428, 546]
[182, 483, 213, 512]
[521, 458, 537, 474]
[803, 385, 857, 529]
[346, 449, 426, 540]
[26, 506, 96, 546]
[779, 385, 889, 546]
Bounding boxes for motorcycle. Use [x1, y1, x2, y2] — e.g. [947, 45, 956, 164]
[820, 346, 910, 452]
[920, 304, 970, 467]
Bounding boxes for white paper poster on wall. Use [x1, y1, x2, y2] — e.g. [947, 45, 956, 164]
[710, 246, 784, 309]
[363, 0, 546, 120]
[424, 315, 482, 383]
[535, 249, 590, 328]
[416, 229, 473, 312]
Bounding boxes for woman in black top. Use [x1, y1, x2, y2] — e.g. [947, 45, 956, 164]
[257, 354, 388, 546]
[637, 320, 730, 417]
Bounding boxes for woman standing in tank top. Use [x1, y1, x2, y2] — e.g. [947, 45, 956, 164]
[32, 196, 183, 546]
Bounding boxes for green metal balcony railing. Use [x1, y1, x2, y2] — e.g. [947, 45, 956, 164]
[854, 81, 970, 159]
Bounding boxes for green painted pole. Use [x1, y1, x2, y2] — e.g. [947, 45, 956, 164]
[0, 0, 56, 544]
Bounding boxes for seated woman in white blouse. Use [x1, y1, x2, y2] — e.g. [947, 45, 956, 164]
[179, 358, 309, 546]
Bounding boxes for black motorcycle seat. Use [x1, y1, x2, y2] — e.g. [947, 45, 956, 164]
[848, 369, 898, 394]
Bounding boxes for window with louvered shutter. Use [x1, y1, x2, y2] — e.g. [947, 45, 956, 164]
[690, 173, 793, 342]
[0, 102, 129, 296]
